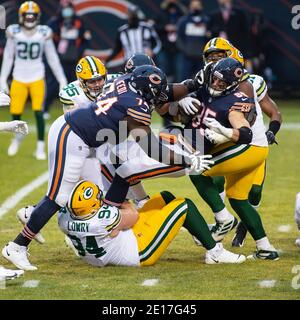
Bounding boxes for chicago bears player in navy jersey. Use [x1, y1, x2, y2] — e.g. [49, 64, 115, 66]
[2, 65, 213, 271]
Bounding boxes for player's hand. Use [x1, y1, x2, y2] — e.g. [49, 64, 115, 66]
[59, 79, 68, 91]
[203, 117, 233, 139]
[0, 92, 10, 106]
[0, 83, 9, 95]
[265, 130, 278, 145]
[205, 128, 230, 145]
[188, 152, 214, 173]
[3, 121, 29, 135]
[178, 97, 201, 115]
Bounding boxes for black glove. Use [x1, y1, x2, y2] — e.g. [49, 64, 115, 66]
[265, 130, 278, 145]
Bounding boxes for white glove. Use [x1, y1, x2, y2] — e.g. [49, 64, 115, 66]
[0, 82, 9, 95]
[188, 152, 214, 173]
[59, 79, 68, 91]
[178, 97, 201, 115]
[205, 128, 230, 145]
[0, 92, 10, 106]
[0, 121, 29, 135]
[203, 117, 233, 139]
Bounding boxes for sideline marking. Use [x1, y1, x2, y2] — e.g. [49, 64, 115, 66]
[258, 280, 277, 288]
[0, 172, 48, 219]
[141, 279, 159, 286]
[22, 280, 40, 288]
[278, 225, 292, 233]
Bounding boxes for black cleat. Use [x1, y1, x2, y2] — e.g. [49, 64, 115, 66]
[231, 221, 248, 247]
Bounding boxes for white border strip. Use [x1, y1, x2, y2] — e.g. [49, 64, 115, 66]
[0, 172, 48, 219]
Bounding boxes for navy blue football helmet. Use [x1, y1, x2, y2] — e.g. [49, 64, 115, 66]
[129, 65, 168, 109]
[207, 57, 244, 97]
[124, 53, 156, 73]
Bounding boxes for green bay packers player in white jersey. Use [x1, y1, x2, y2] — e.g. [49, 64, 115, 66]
[58, 181, 246, 266]
[0, 1, 67, 160]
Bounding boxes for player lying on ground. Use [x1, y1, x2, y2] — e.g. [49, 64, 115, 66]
[58, 180, 246, 266]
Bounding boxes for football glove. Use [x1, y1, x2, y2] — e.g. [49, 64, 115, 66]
[188, 152, 214, 174]
[0, 92, 10, 106]
[203, 117, 233, 139]
[0, 121, 29, 135]
[178, 97, 201, 115]
[205, 128, 231, 145]
[265, 130, 278, 145]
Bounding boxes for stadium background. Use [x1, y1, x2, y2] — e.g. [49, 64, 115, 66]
[0, 0, 299, 95]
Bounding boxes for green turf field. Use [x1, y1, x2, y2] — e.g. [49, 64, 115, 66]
[0, 100, 300, 300]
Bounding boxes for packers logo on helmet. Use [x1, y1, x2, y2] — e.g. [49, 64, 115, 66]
[67, 180, 103, 219]
[76, 55, 107, 98]
[19, 1, 41, 29]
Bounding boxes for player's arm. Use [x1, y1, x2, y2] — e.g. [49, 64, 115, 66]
[44, 29, 67, 90]
[0, 34, 15, 93]
[204, 111, 253, 145]
[259, 93, 282, 144]
[109, 202, 139, 238]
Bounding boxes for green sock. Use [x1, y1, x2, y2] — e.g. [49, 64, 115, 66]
[35, 111, 45, 141]
[160, 191, 176, 204]
[213, 176, 226, 194]
[229, 198, 266, 240]
[12, 114, 21, 121]
[248, 184, 263, 207]
[190, 175, 225, 212]
[183, 198, 216, 250]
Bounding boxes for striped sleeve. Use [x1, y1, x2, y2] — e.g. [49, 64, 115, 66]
[256, 79, 267, 102]
[127, 106, 152, 126]
[105, 207, 121, 233]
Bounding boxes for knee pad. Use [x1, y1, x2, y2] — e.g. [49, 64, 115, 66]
[248, 184, 263, 207]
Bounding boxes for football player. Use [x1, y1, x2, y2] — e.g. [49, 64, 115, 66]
[0, 92, 26, 280]
[0, 1, 67, 160]
[2, 65, 210, 270]
[195, 37, 282, 247]
[58, 180, 245, 266]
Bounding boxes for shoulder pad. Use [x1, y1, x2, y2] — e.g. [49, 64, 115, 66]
[38, 25, 52, 39]
[6, 24, 21, 38]
[249, 74, 267, 100]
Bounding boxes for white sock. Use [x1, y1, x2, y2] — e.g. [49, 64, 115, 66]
[256, 237, 271, 250]
[15, 132, 25, 142]
[37, 140, 45, 153]
[130, 182, 148, 201]
[214, 207, 233, 222]
[219, 191, 226, 202]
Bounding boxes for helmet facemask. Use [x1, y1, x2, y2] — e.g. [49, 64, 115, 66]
[80, 75, 106, 98]
[20, 12, 40, 29]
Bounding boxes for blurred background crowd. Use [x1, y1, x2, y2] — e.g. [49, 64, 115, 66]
[0, 0, 299, 114]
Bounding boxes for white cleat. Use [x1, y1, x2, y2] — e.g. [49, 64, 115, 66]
[205, 243, 246, 264]
[134, 196, 150, 210]
[34, 150, 46, 160]
[17, 206, 45, 244]
[2, 242, 37, 271]
[64, 235, 80, 257]
[210, 216, 238, 242]
[8, 138, 21, 156]
[0, 265, 24, 280]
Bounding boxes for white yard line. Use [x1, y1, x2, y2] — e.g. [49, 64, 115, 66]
[141, 279, 159, 287]
[258, 280, 277, 288]
[0, 172, 48, 219]
[277, 225, 292, 233]
[22, 280, 40, 288]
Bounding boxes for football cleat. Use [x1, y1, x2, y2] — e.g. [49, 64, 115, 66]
[205, 243, 246, 264]
[34, 150, 46, 160]
[210, 216, 238, 242]
[134, 196, 150, 210]
[2, 242, 37, 271]
[8, 138, 22, 156]
[231, 221, 248, 247]
[247, 246, 279, 261]
[0, 266, 24, 280]
[17, 206, 45, 244]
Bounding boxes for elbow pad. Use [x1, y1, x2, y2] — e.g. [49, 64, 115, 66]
[237, 126, 253, 144]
